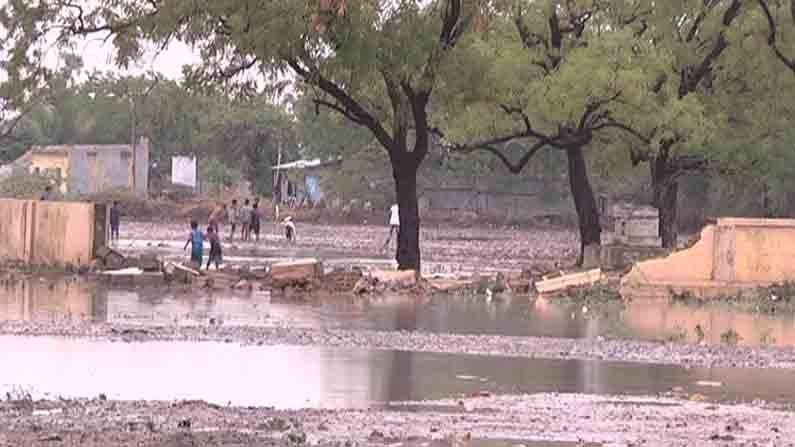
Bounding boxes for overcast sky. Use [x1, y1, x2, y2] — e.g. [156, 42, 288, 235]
[47, 34, 201, 79]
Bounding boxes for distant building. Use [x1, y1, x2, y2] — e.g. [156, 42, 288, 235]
[20, 137, 150, 195]
[272, 158, 342, 205]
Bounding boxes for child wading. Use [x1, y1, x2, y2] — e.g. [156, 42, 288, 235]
[184, 220, 204, 267]
[206, 226, 223, 270]
[110, 200, 121, 242]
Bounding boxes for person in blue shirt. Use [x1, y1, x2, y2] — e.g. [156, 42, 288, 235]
[183, 220, 204, 267]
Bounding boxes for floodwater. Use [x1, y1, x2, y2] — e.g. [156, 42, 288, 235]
[3, 276, 795, 347]
[3, 336, 795, 408]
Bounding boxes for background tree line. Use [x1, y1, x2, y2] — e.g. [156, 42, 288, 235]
[1, 0, 795, 269]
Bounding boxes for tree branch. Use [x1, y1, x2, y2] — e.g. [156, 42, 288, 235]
[456, 140, 549, 174]
[313, 99, 366, 126]
[287, 58, 394, 151]
[757, 0, 795, 72]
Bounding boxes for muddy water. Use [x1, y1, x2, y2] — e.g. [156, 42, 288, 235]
[4, 277, 795, 347]
[3, 335, 795, 408]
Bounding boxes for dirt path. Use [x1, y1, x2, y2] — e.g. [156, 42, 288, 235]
[1, 393, 791, 447]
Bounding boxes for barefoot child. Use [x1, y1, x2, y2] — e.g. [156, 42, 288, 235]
[184, 220, 204, 268]
[206, 226, 223, 270]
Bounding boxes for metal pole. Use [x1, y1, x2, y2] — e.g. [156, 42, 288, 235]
[130, 98, 136, 192]
[275, 136, 283, 223]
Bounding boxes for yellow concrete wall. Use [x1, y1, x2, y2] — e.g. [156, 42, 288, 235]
[623, 224, 716, 284]
[30, 201, 96, 266]
[0, 199, 100, 266]
[720, 218, 795, 282]
[622, 218, 795, 299]
[0, 199, 30, 261]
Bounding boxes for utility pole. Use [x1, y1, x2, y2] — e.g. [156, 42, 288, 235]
[130, 97, 136, 191]
[274, 135, 283, 224]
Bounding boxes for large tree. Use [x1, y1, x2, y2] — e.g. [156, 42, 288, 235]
[440, 1, 659, 262]
[0, 0, 484, 270]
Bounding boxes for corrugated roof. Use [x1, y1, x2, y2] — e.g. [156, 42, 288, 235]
[272, 157, 342, 170]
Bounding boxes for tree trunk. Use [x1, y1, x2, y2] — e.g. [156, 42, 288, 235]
[651, 156, 678, 249]
[565, 145, 601, 265]
[393, 161, 421, 271]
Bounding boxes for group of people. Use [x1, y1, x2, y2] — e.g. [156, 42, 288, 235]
[208, 198, 264, 242]
[186, 198, 298, 270]
[108, 194, 398, 272]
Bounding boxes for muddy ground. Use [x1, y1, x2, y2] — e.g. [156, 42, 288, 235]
[120, 221, 579, 274]
[4, 221, 795, 446]
[1, 393, 792, 447]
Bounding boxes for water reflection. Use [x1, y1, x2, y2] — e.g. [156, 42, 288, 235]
[0, 277, 107, 322]
[3, 336, 795, 408]
[3, 277, 795, 348]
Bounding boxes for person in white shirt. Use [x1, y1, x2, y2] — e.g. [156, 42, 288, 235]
[282, 216, 297, 242]
[382, 204, 399, 250]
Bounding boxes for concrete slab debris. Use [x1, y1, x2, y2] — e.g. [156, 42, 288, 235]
[102, 267, 143, 275]
[621, 218, 795, 299]
[271, 258, 323, 290]
[535, 268, 604, 295]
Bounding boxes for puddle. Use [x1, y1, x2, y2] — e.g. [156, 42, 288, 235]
[5, 277, 795, 348]
[2, 336, 795, 408]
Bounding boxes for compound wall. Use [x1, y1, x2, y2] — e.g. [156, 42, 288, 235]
[621, 218, 795, 299]
[0, 199, 107, 266]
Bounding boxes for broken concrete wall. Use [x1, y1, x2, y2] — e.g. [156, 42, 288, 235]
[0, 199, 106, 266]
[621, 218, 795, 299]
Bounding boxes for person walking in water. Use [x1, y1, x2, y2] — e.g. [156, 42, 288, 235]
[382, 203, 399, 250]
